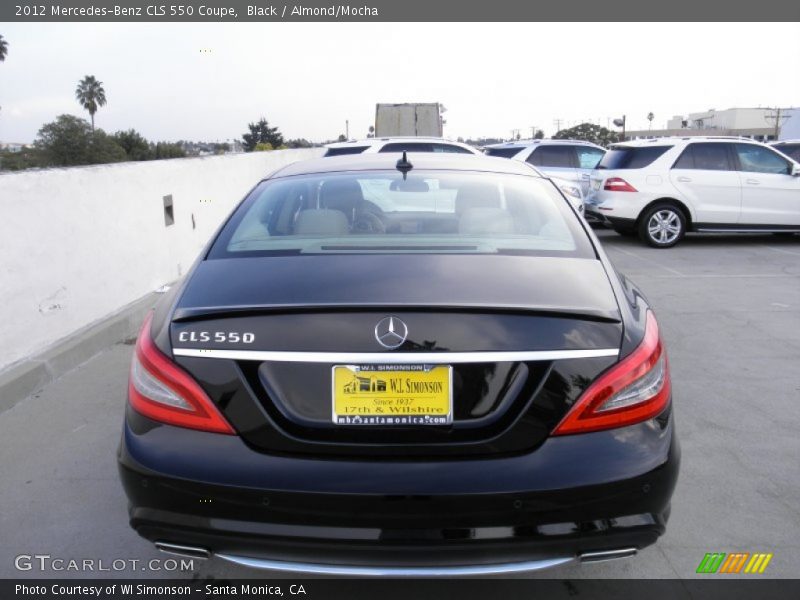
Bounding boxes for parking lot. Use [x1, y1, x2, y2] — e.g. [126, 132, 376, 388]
[1, 230, 798, 579]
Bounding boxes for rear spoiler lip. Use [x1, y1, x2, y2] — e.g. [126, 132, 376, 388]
[171, 303, 622, 324]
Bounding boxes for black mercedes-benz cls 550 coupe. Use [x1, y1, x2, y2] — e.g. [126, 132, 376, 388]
[118, 152, 679, 575]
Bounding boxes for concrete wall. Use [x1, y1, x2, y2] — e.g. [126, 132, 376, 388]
[0, 148, 322, 374]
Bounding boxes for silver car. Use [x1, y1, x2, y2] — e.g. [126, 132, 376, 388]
[484, 139, 606, 197]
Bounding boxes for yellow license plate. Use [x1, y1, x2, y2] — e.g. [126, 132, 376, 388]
[332, 365, 452, 426]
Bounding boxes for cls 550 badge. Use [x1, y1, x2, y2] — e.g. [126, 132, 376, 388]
[177, 331, 255, 344]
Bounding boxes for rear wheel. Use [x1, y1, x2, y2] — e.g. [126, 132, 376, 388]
[638, 204, 686, 248]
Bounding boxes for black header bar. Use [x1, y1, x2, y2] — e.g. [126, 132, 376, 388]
[3, 0, 799, 22]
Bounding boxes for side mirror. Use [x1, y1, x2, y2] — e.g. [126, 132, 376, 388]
[792, 163, 800, 177]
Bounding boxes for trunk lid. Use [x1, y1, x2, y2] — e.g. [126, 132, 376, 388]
[170, 255, 623, 457]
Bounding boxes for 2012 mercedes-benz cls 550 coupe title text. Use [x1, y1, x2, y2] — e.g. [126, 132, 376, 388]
[118, 153, 679, 575]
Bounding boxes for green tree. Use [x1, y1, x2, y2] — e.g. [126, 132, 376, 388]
[75, 75, 107, 131]
[88, 130, 128, 164]
[337, 134, 347, 142]
[0, 34, 7, 115]
[285, 138, 312, 149]
[533, 129, 545, 139]
[242, 118, 284, 152]
[465, 137, 504, 146]
[153, 142, 186, 159]
[553, 122, 619, 147]
[254, 142, 274, 152]
[0, 148, 40, 171]
[112, 129, 154, 160]
[34, 114, 125, 167]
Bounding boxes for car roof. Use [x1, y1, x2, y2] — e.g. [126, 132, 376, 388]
[613, 136, 770, 148]
[269, 153, 541, 179]
[325, 137, 468, 149]
[484, 139, 604, 149]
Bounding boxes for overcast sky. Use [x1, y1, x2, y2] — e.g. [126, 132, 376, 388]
[0, 22, 798, 144]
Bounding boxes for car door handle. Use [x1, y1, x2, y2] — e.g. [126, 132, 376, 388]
[745, 179, 760, 185]
[676, 176, 692, 182]
[581, 174, 590, 179]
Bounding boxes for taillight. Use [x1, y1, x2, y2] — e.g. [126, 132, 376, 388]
[128, 312, 234, 434]
[553, 311, 670, 435]
[603, 177, 638, 192]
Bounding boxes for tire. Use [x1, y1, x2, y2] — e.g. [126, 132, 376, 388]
[638, 203, 686, 248]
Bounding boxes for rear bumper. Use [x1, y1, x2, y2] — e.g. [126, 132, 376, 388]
[118, 408, 679, 571]
[585, 208, 636, 232]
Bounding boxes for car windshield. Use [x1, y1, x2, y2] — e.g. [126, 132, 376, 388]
[209, 170, 593, 258]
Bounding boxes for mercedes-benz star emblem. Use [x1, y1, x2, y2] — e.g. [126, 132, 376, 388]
[374, 316, 408, 349]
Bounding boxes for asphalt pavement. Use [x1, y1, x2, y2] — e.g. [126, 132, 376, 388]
[1, 230, 799, 579]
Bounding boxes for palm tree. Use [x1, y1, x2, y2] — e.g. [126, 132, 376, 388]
[75, 75, 107, 131]
[0, 35, 8, 62]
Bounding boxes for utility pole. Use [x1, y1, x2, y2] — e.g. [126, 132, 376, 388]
[553, 118, 563, 133]
[345, 120, 349, 141]
[765, 107, 788, 140]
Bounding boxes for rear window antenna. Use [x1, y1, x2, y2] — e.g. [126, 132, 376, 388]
[396, 151, 413, 180]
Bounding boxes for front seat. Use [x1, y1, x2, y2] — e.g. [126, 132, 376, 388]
[320, 179, 366, 223]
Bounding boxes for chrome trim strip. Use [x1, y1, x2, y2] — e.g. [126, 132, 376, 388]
[579, 548, 637, 563]
[154, 542, 210, 560]
[215, 553, 576, 576]
[172, 348, 619, 363]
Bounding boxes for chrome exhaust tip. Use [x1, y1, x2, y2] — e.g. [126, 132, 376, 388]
[579, 547, 638, 563]
[154, 541, 211, 560]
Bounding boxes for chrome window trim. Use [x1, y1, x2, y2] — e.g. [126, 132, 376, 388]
[172, 348, 619, 363]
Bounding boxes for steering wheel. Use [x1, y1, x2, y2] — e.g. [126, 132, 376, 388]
[352, 211, 386, 234]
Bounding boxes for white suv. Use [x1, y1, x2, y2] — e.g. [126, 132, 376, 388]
[585, 137, 800, 247]
[324, 137, 478, 156]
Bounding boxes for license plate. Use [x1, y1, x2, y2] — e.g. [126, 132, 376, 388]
[332, 364, 452, 426]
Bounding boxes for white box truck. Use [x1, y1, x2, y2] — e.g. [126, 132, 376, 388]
[375, 103, 443, 137]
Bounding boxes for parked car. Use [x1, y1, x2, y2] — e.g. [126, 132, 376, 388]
[483, 139, 606, 197]
[771, 139, 800, 163]
[585, 137, 800, 247]
[118, 153, 679, 575]
[324, 137, 478, 157]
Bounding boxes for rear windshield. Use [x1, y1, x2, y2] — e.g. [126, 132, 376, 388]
[324, 146, 369, 157]
[774, 143, 800, 163]
[484, 147, 523, 159]
[209, 170, 593, 259]
[597, 146, 672, 169]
